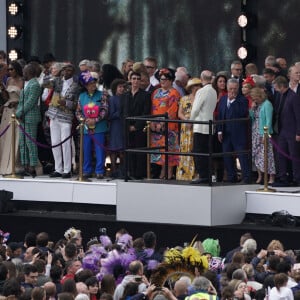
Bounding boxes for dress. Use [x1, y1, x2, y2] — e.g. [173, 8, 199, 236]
[108, 95, 124, 151]
[251, 104, 275, 174]
[150, 87, 180, 166]
[176, 95, 195, 180]
[0, 85, 21, 175]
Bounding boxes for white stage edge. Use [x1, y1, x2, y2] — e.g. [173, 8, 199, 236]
[0, 177, 117, 205]
[2, 176, 299, 226]
[246, 188, 300, 216]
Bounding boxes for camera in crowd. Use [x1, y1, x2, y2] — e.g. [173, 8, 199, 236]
[99, 227, 107, 235]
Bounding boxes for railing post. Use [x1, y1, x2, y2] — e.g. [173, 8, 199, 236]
[77, 118, 89, 182]
[164, 113, 169, 180]
[208, 120, 213, 186]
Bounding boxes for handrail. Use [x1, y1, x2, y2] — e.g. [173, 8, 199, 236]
[124, 114, 252, 185]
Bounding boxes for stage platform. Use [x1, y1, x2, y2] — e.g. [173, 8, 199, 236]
[2, 175, 299, 227]
[1, 176, 300, 253]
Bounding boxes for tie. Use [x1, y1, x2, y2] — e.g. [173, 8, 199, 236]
[227, 101, 231, 109]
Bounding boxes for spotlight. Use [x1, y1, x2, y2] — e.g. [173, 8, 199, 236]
[237, 14, 248, 28]
[237, 46, 248, 60]
[7, 25, 22, 39]
[8, 49, 21, 61]
[8, 2, 21, 16]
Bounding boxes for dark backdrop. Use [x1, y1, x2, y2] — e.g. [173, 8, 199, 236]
[23, 0, 241, 75]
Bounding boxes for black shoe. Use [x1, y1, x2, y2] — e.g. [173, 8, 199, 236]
[62, 172, 71, 179]
[96, 174, 104, 180]
[272, 181, 290, 187]
[25, 169, 36, 178]
[83, 173, 92, 178]
[49, 171, 62, 178]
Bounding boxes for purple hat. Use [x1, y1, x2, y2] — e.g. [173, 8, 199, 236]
[79, 71, 98, 85]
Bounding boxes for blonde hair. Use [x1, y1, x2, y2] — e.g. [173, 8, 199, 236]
[267, 239, 284, 251]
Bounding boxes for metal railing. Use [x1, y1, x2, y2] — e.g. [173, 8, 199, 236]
[124, 114, 252, 185]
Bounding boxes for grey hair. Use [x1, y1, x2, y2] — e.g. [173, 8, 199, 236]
[192, 276, 210, 291]
[227, 78, 239, 87]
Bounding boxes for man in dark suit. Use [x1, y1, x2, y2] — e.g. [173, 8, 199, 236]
[122, 72, 151, 179]
[272, 76, 300, 186]
[217, 78, 250, 183]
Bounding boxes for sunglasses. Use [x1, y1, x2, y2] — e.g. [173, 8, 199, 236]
[145, 66, 155, 69]
[8, 68, 14, 71]
[131, 77, 141, 80]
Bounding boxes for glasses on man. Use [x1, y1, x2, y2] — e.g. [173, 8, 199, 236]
[131, 77, 141, 80]
[234, 68, 243, 71]
[8, 68, 14, 71]
[145, 66, 155, 69]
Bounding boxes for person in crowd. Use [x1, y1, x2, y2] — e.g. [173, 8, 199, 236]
[61, 260, 82, 284]
[150, 68, 180, 180]
[189, 70, 217, 184]
[139, 72, 155, 94]
[272, 76, 300, 187]
[79, 60, 91, 73]
[121, 59, 134, 80]
[85, 276, 100, 300]
[245, 63, 258, 77]
[99, 274, 116, 296]
[230, 60, 243, 95]
[176, 77, 202, 181]
[113, 261, 147, 300]
[262, 68, 278, 105]
[0, 61, 24, 175]
[122, 71, 151, 180]
[15, 63, 41, 177]
[76, 72, 108, 180]
[232, 280, 251, 300]
[143, 57, 159, 87]
[249, 87, 275, 184]
[242, 76, 255, 108]
[288, 65, 300, 96]
[217, 78, 250, 183]
[173, 68, 189, 97]
[276, 57, 288, 74]
[21, 264, 39, 295]
[32, 286, 47, 300]
[212, 74, 228, 182]
[269, 273, 293, 300]
[45, 63, 79, 178]
[107, 79, 127, 179]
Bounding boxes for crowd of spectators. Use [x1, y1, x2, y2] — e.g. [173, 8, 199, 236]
[0, 51, 300, 186]
[0, 228, 300, 300]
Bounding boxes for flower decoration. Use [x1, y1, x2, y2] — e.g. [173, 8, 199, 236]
[150, 235, 208, 287]
[99, 235, 112, 248]
[96, 249, 136, 283]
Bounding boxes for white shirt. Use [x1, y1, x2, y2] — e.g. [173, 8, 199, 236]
[190, 83, 217, 134]
[61, 77, 73, 97]
[269, 286, 294, 300]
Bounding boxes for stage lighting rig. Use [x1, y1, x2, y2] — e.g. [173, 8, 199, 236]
[8, 2, 22, 16]
[7, 25, 22, 39]
[8, 49, 21, 61]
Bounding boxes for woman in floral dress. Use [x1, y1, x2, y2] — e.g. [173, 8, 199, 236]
[176, 78, 202, 180]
